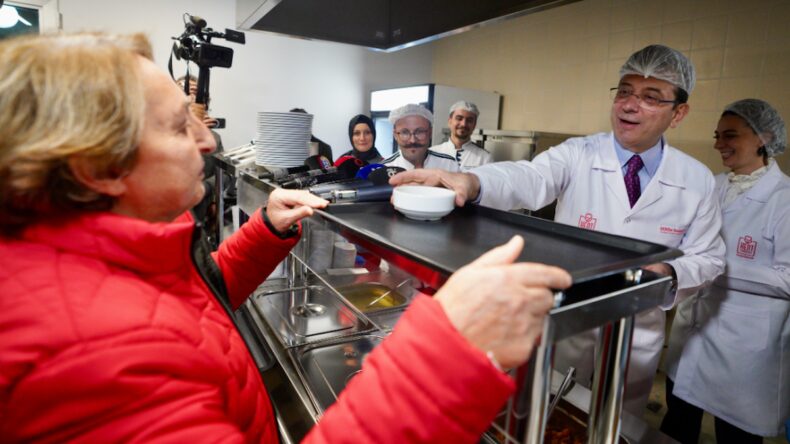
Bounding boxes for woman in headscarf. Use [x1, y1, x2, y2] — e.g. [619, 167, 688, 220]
[663, 98, 790, 444]
[340, 114, 383, 163]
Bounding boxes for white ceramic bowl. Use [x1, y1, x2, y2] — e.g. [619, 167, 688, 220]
[392, 185, 456, 221]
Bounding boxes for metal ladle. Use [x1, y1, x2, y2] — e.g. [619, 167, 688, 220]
[364, 278, 412, 309]
[547, 366, 576, 420]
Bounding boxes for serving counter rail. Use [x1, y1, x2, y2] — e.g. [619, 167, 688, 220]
[228, 159, 681, 444]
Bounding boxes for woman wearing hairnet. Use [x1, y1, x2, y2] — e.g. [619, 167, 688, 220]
[340, 114, 384, 163]
[662, 99, 790, 443]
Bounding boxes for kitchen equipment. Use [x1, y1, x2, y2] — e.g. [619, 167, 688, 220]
[293, 334, 385, 413]
[238, 0, 579, 52]
[313, 201, 680, 444]
[254, 111, 313, 167]
[252, 285, 374, 348]
[316, 202, 677, 286]
[392, 185, 456, 221]
[231, 168, 682, 443]
[363, 279, 411, 310]
[548, 367, 576, 420]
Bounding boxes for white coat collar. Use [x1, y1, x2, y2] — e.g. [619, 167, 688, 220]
[591, 133, 686, 213]
[736, 161, 782, 204]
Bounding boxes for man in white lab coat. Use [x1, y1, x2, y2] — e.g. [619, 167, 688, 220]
[390, 44, 726, 416]
[382, 103, 459, 172]
[432, 101, 493, 171]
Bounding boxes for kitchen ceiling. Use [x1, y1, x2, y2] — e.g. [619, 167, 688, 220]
[238, 0, 580, 52]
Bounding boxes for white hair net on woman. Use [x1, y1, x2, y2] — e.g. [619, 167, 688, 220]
[620, 44, 696, 95]
[388, 103, 434, 125]
[724, 98, 787, 157]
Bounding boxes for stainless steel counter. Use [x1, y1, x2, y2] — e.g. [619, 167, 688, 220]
[226, 156, 680, 444]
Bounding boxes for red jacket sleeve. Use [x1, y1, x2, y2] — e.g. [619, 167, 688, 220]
[211, 208, 300, 309]
[303, 294, 515, 444]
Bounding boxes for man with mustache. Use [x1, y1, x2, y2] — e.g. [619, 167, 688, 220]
[433, 101, 493, 171]
[382, 103, 459, 172]
[390, 45, 726, 417]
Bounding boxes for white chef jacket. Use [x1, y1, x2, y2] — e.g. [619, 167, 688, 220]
[382, 148, 460, 172]
[472, 132, 725, 415]
[431, 140, 493, 172]
[665, 161, 790, 436]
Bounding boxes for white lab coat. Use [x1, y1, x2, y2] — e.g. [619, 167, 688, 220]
[472, 132, 725, 415]
[382, 148, 460, 172]
[431, 140, 493, 172]
[665, 161, 790, 437]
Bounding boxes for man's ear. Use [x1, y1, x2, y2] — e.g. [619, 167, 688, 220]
[67, 156, 127, 197]
[669, 103, 690, 129]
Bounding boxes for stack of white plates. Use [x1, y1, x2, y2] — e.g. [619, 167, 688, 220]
[254, 111, 313, 167]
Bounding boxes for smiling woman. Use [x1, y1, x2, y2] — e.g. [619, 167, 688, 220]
[663, 98, 790, 443]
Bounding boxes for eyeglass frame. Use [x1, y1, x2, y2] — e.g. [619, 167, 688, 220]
[609, 86, 679, 109]
[394, 128, 431, 141]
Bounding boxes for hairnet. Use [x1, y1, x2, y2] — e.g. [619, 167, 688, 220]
[348, 114, 376, 146]
[449, 100, 479, 117]
[620, 44, 696, 95]
[724, 98, 787, 157]
[388, 103, 433, 125]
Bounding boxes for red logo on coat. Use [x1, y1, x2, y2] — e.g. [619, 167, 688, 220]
[736, 235, 757, 259]
[578, 213, 597, 230]
[660, 226, 686, 236]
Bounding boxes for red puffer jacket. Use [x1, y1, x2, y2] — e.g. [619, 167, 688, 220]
[0, 210, 515, 443]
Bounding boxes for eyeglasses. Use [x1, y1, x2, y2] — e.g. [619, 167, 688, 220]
[610, 87, 677, 109]
[395, 128, 430, 141]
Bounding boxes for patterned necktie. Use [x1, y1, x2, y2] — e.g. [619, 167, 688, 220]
[624, 155, 644, 208]
[456, 149, 463, 164]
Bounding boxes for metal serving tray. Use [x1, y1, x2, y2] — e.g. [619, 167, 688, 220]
[292, 334, 386, 414]
[252, 285, 374, 348]
[315, 202, 681, 287]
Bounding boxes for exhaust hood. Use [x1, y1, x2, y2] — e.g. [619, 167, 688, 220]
[237, 0, 579, 52]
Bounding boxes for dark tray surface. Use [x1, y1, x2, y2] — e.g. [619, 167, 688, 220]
[317, 202, 680, 283]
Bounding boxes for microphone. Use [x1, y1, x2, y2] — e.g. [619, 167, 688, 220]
[355, 163, 385, 180]
[309, 180, 375, 200]
[332, 184, 394, 203]
[281, 157, 365, 189]
[333, 155, 356, 167]
[367, 166, 406, 186]
[188, 14, 207, 30]
[258, 165, 310, 180]
[258, 155, 335, 181]
[304, 155, 332, 171]
[330, 167, 404, 202]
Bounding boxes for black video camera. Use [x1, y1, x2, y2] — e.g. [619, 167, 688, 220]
[171, 13, 245, 117]
[172, 14, 245, 68]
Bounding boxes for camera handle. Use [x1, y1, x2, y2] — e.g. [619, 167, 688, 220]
[195, 65, 211, 106]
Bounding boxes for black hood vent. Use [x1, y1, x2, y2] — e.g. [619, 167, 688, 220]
[242, 0, 579, 51]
